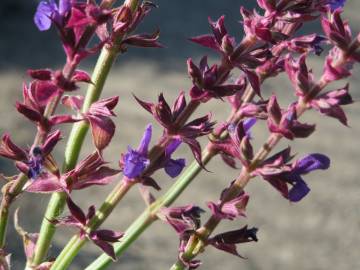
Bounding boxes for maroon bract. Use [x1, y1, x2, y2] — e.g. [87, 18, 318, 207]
[51, 197, 123, 260]
[210, 119, 256, 168]
[207, 190, 249, 220]
[310, 84, 353, 125]
[158, 205, 204, 237]
[26, 152, 119, 194]
[135, 93, 215, 165]
[187, 57, 247, 102]
[208, 226, 258, 258]
[62, 96, 119, 151]
[16, 81, 80, 131]
[0, 131, 61, 179]
[267, 95, 315, 140]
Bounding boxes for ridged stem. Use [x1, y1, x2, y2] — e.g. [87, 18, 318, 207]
[31, 41, 119, 268]
[30, 0, 143, 267]
[85, 152, 213, 270]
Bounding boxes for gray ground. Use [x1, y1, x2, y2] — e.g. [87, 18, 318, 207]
[0, 1, 359, 270]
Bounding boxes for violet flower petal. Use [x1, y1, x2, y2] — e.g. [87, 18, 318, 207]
[243, 118, 257, 133]
[164, 158, 186, 178]
[58, 0, 71, 15]
[295, 154, 331, 175]
[165, 139, 182, 156]
[288, 179, 311, 202]
[328, 0, 347, 11]
[123, 148, 150, 178]
[137, 124, 152, 155]
[34, 1, 58, 31]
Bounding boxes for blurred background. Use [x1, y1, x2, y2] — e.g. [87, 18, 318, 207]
[0, 0, 359, 269]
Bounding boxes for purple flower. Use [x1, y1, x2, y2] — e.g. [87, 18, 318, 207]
[34, 0, 71, 31]
[310, 84, 353, 126]
[26, 151, 119, 194]
[254, 152, 331, 202]
[122, 124, 152, 179]
[27, 147, 44, 179]
[328, 0, 347, 11]
[163, 139, 186, 178]
[135, 93, 214, 166]
[0, 131, 62, 179]
[121, 125, 186, 181]
[267, 96, 316, 140]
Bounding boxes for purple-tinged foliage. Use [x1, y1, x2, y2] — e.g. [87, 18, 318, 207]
[323, 48, 352, 82]
[33, 1, 114, 63]
[208, 226, 258, 258]
[310, 84, 353, 125]
[85, 97, 119, 151]
[267, 96, 315, 140]
[109, 2, 162, 49]
[276, 34, 327, 56]
[0, 134, 28, 161]
[122, 30, 163, 49]
[26, 152, 119, 193]
[62, 96, 119, 151]
[0, 131, 61, 179]
[190, 15, 271, 97]
[210, 118, 256, 168]
[207, 190, 249, 220]
[285, 54, 314, 97]
[3, 0, 355, 268]
[28, 69, 92, 92]
[135, 93, 214, 165]
[322, 8, 352, 51]
[14, 209, 39, 262]
[177, 258, 201, 270]
[187, 57, 247, 102]
[0, 249, 11, 270]
[254, 151, 330, 202]
[66, 4, 112, 29]
[321, 8, 360, 62]
[158, 205, 204, 236]
[51, 197, 123, 260]
[16, 80, 80, 130]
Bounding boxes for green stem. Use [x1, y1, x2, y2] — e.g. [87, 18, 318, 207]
[49, 150, 212, 270]
[32, 47, 119, 267]
[32, 0, 142, 265]
[0, 93, 63, 249]
[84, 151, 213, 270]
[49, 181, 134, 270]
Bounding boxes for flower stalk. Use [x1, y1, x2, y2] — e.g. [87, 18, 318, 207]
[30, 1, 142, 266]
[86, 33, 354, 270]
[0, 1, 357, 270]
[0, 59, 79, 249]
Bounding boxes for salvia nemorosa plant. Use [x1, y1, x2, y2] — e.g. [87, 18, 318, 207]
[0, 0, 358, 269]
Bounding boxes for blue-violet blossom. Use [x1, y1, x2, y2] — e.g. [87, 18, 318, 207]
[328, 0, 347, 11]
[34, 0, 71, 31]
[122, 124, 186, 179]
